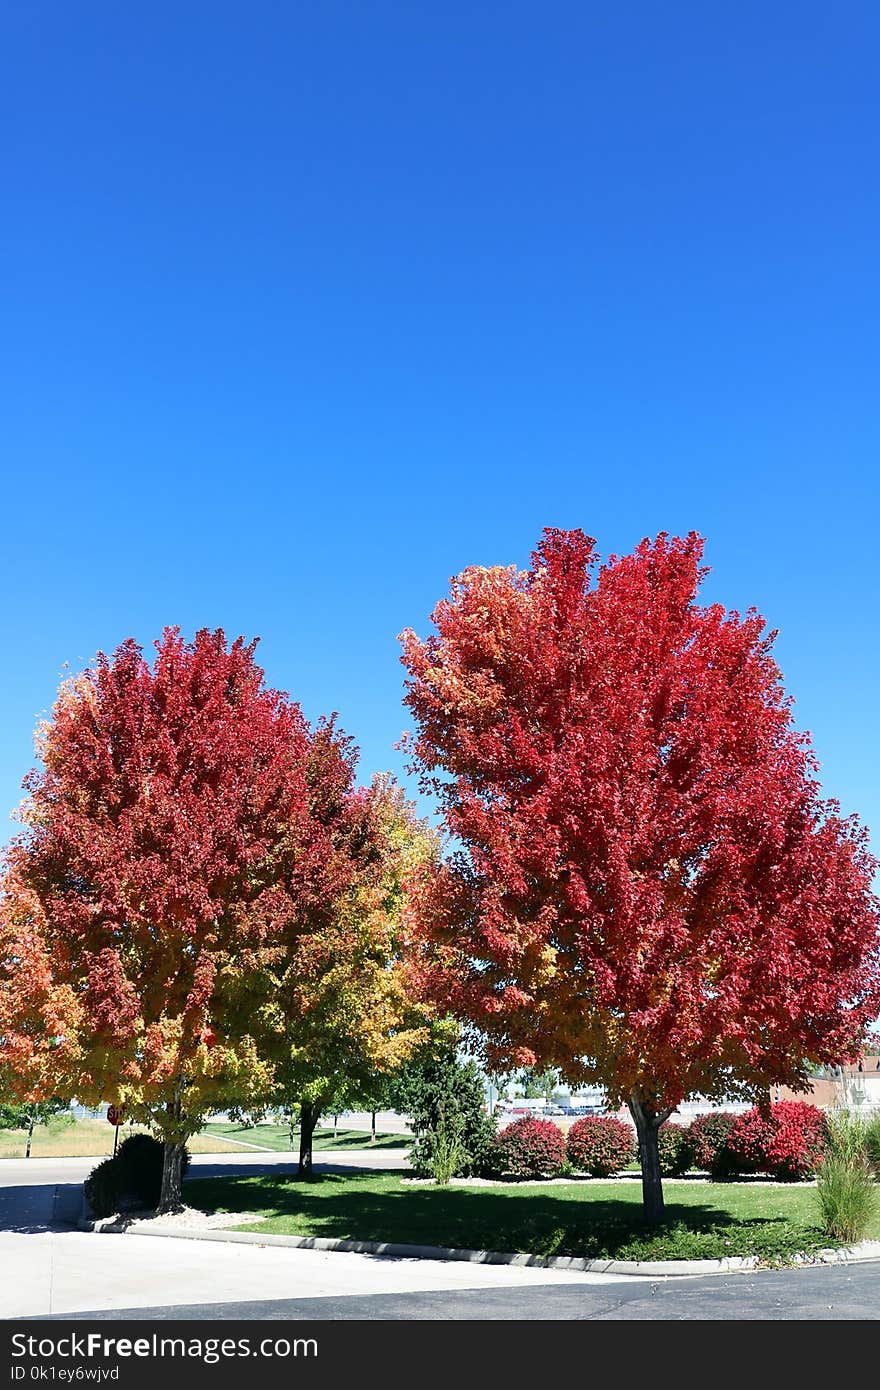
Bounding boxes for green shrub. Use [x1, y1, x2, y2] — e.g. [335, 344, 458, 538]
[658, 1122, 691, 1177]
[815, 1156, 878, 1245]
[390, 1045, 498, 1179]
[84, 1158, 124, 1219]
[85, 1135, 191, 1216]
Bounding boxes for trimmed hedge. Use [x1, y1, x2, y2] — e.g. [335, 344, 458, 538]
[83, 1157, 125, 1218]
[566, 1116, 635, 1177]
[116, 1134, 190, 1208]
[84, 1134, 191, 1217]
[493, 1116, 566, 1178]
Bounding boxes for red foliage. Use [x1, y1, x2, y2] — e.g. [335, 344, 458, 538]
[0, 628, 372, 1122]
[400, 529, 880, 1122]
[566, 1115, 635, 1176]
[728, 1101, 828, 1180]
[493, 1115, 566, 1178]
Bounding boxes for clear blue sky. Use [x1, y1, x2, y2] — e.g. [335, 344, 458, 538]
[1, 3, 878, 860]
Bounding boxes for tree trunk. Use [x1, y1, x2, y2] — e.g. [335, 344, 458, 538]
[157, 1142, 187, 1213]
[25, 1111, 35, 1159]
[629, 1096, 666, 1223]
[298, 1101, 319, 1179]
[156, 1086, 188, 1213]
[371, 1110, 376, 1143]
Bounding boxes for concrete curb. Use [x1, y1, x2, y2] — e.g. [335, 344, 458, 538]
[77, 1196, 880, 1278]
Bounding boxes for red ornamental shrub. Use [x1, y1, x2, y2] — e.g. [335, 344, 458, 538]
[566, 1116, 635, 1176]
[729, 1101, 828, 1181]
[493, 1116, 566, 1178]
[686, 1112, 740, 1177]
[657, 1122, 691, 1177]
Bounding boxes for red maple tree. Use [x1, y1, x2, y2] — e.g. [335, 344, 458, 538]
[0, 628, 366, 1209]
[400, 529, 880, 1218]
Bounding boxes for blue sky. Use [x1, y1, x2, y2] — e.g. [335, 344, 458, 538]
[1, 2, 878, 859]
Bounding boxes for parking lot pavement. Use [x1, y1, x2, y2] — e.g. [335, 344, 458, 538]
[10, 1225, 878, 1321]
[54, 1257, 880, 1321]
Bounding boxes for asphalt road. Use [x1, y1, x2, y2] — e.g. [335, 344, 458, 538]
[47, 1256, 880, 1320]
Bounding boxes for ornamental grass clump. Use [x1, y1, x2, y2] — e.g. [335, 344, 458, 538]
[814, 1108, 878, 1245]
[815, 1157, 877, 1244]
[825, 1108, 871, 1165]
[429, 1105, 468, 1186]
[863, 1112, 880, 1177]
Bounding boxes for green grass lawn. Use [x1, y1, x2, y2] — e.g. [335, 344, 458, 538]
[183, 1170, 879, 1264]
[201, 1123, 410, 1153]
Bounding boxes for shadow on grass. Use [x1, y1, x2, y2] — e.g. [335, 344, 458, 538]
[312, 1131, 410, 1151]
[183, 1172, 824, 1262]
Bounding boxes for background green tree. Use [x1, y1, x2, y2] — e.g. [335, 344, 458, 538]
[0, 1097, 72, 1157]
[389, 1033, 498, 1179]
[517, 1068, 562, 1103]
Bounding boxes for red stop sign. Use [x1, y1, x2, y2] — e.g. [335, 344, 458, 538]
[106, 1104, 125, 1126]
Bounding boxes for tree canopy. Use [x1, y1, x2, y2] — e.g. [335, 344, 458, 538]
[400, 529, 880, 1217]
[0, 628, 382, 1205]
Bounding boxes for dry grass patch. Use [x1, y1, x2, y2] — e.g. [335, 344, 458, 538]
[0, 1118, 251, 1160]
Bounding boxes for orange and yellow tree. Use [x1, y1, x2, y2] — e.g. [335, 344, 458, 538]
[244, 771, 437, 1176]
[400, 529, 880, 1220]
